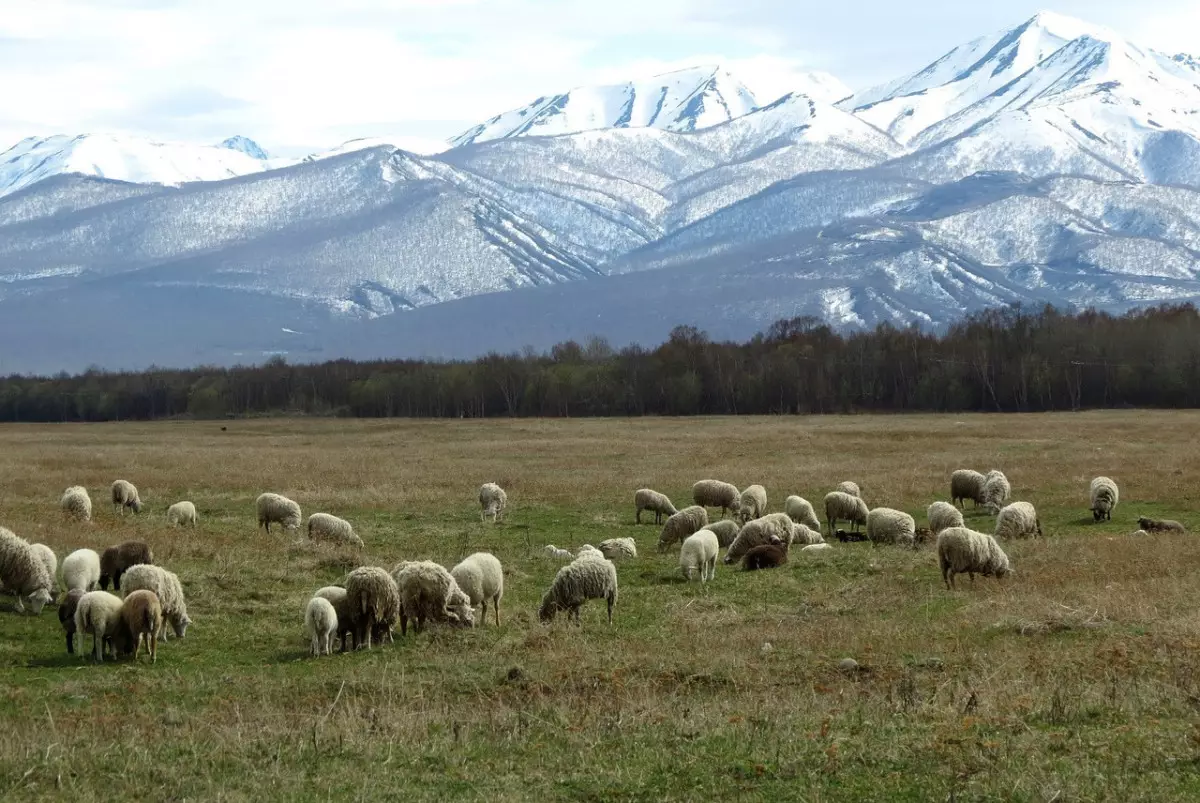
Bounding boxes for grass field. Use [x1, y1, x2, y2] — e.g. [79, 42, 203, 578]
[2, 413, 1200, 801]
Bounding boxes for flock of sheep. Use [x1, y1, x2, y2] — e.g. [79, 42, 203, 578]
[0, 469, 1187, 663]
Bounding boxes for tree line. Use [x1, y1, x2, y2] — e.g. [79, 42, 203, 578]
[3, 303, 1199, 423]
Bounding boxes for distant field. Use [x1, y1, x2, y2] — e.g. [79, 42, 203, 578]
[2, 413, 1200, 801]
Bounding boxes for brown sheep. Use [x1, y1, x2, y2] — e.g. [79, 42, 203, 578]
[120, 589, 163, 662]
[742, 538, 788, 571]
[58, 589, 85, 654]
[99, 541, 153, 591]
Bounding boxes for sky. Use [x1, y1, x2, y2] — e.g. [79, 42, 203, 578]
[1, 0, 1199, 157]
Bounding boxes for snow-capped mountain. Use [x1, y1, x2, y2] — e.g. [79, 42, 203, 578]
[781, 71, 853, 105]
[219, 135, 270, 160]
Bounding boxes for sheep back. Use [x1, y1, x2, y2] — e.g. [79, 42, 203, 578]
[737, 485, 768, 523]
[824, 492, 869, 533]
[257, 492, 302, 532]
[783, 496, 821, 531]
[99, 541, 153, 591]
[995, 501, 1041, 540]
[657, 505, 709, 552]
[538, 556, 618, 624]
[950, 470, 986, 508]
[927, 501, 964, 536]
[743, 544, 788, 571]
[691, 480, 741, 515]
[700, 519, 740, 548]
[62, 548, 101, 593]
[598, 538, 637, 559]
[865, 507, 917, 547]
[306, 512, 363, 548]
[724, 513, 794, 564]
[61, 486, 93, 522]
[450, 552, 504, 625]
[835, 481, 861, 498]
[634, 489, 677, 524]
[167, 501, 197, 527]
[393, 561, 475, 634]
[937, 527, 1011, 589]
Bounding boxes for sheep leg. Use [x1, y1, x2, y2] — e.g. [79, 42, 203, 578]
[636, 508, 642, 524]
[494, 597, 501, 627]
[606, 595, 614, 625]
[400, 612, 408, 637]
[134, 632, 142, 661]
[480, 601, 488, 627]
[66, 630, 74, 654]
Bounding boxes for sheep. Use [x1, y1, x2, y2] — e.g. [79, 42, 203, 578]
[783, 496, 822, 531]
[257, 492, 302, 533]
[306, 513, 363, 548]
[393, 561, 476, 635]
[982, 470, 1011, 514]
[166, 501, 197, 527]
[865, 507, 917, 547]
[634, 489, 677, 525]
[836, 529, 868, 543]
[743, 541, 788, 571]
[692, 480, 741, 518]
[479, 482, 507, 523]
[994, 501, 1042, 540]
[1089, 477, 1118, 522]
[950, 469, 987, 509]
[679, 529, 718, 582]
[824, 491, 868, 536]
[937, 526, 1011, 590]
[1138, 517, 1187, 534]
[62, 548, 101, 593]
[598, 538, 637, 560]
[836, 481, 861, 498]
[927, 501, 964, 536]
[657, 505, 709, 552]
[736, 484, 768, 524]
[790, 523, 825, 546]
[1130, 530, 1150, 537]
[542, 545, 575, 561]
[111, 479, 144, 515]
[305, 596, 338, 657]
[451, 552, 504, 626]
[120, 589, 163, 662]
[61, 485, 93, 522]
[120, 564, 190, 640]
[74, 590, 125, 661]
[699, 519, 740, 548]
[29, 544, 57, 592]
[314, 586, 355, 652]
[538, 554, 618, 625]
[724, 513, 794, 564]
[99, 541, 153, 591]
[801, 543, 833, 553]
[576, 544, 605, 559]
[344, 567, 401, 649]
[0, 527, 54, 614]
[59, 589, 85, 654]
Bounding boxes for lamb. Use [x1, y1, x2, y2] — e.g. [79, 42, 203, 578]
[634, 489, 677, 525]
[62, 548, 101, 593]
[724, 513, 795, 564]
[542, 545, 575, 561]
[801, 543, 833, 553]
[982, 470, 1011, 514]
[657, 505, 709, 552]
[790, 523, 825, 546]
[736, 484, 768, 524]
[305, 596, 338, 657]
[1138, 517, 1187, 534]
[59, 589, 85, 654]
[99, 541, 153, 591]
[679, 529, 718, 582]
[166, 501, 197, 527]
[29, 544, 57, 592]
[0, 527, 54, 614]
[576, 544, 605, 559]
[74, 590, 125, 662]
[1089, 477, 1119, 522]
[927, 501, 965, 536]
[743, 541, 788, 571]
[479, 482, 507, 523]
[598, 538, 638, 560]
[111, 479, 144, 515]
[538, 554, 618, 625]
[120, 589, 163, 662]
[994, 501, 1042, 540]
[306, 512, 364, 548]
[256, 492, 302, 533]
[61, 485, 93, 522]
[691, 480, 741, 518]
[835, 481, 861, 498]
[451, 552, 504, 626]
[865, 507, 917, 547]
[950, 469, 987, 509]
[937, 526, 1011, 590]
[314, 586, 355, 652]
[120, 564, 191, 639]
[393, 560, 476, 634]
[783, 496, 822, 531]
[344, 567, 401, 649]
[824, 491, 869, 536]
[699, 519, 740, 548]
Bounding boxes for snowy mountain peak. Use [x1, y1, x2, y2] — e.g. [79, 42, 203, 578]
[219, 135, 269, 160]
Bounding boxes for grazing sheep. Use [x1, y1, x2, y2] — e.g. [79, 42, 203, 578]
[542, 545, 575, 561]
[634, 489, 677, 525]
[314, 586, 355, 653]
[256, 493, 302, 533]
[62, 548, 101, 593]
[598, 538, 637, 560]
[1089, 477, 1119, 522]
[736, 485, 768, 524]
[743, 542, 788, 571]
[699, 519, 740, 548]
[166, 501, 197, 527]
[344, 567, 401, 649]
[790, 523, 825, 546]
[937, 527, 1011, 590]
[538, 554, 618, 625]
[824, 491, 869, 536]
[1137, 517, 1187, 534]
[393, 561, 475, 635]
[120, 564, 190, 640]
[692, 480, 741, 518]
[836, 481, 861, 498]
[982, 470, 1011, 514]
[679, 529, 718, 583]
[479, 482, 507, 523]
[865, 507, 917, 547]
[450, 552, 504, 627]
[74, 590, 125, 662]
[0, 527, 54, 614]
[927, 501, 965, 536]
[784, 496, 822, 531]
[120, 590, 163, 662]
[305, 596, 338, 657]
[657, 505, 709, 552]
[111, 479, 144, 515]
[59, 589, 85, 654]
[801, 543, 833, 553]
[724, 513, 795, 564]
[61, 485, 93, 522]
[994, 501, 1042, 540]
[306, 513, 363, 548]
[950, 470, 987, 509]
[99, 541, 153, 591]
[29, 544, 57, 592]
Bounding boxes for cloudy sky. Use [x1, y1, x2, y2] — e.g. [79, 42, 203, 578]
[2, 0, 1198, 156]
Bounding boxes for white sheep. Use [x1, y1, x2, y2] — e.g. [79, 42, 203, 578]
[724, 513, 794, 564]
[994, 501, 1042, 540]
[926, 501, 964, 536]
[479, 482, 507, 523]
[120, 564, 191, 640]
[111, 479, 144, 515]
[345, 567, 401, 649]
[542, 545, 575, 561]
[866, 507, 917, 547]
[305, 596, 338, 656]
[836, 481, 861, 498]
[257, 492, 302, 533]
[784, 496, 822, 531]
[737, 485, 768, 524]
[62, 548, 101, 593]
[74, 590, 125, 661]
[29, 544, 57, 592]
[314, 586, 355, 652]
[538, 555, 618, 625]
[393, 560, 476, 634]
[698, 520, 740, 548]
[982, 470, 1011, 514]
[679, 529, 719, 582]
[937, 526, 1012, 589]
[61, 485, 93, 522]
[801, 543, 833, 553]
[791, 523, 825, 546]
[1089, 477, 1118, 522]
[824, 491, 869, 535]
[166, 501, 197, 527]
[657, 505, 709, 552]
[575, 544, 605, 559]
[598, 538, 637, 560]
[306, 512, 364, 548]
[950, 470, 986, 509]
[450, 552, 504, 627]
[0, 527, 54, 614]
[634, 489, 677, 525]
[692, 480, 741, 518]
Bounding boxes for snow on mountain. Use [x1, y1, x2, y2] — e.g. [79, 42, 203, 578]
[302, 136, 449, 162]
[780, 71, 853, 105]
[219, 135, 270, 160]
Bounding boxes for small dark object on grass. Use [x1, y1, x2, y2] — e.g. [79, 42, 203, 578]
[836, 529, 868, 543]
